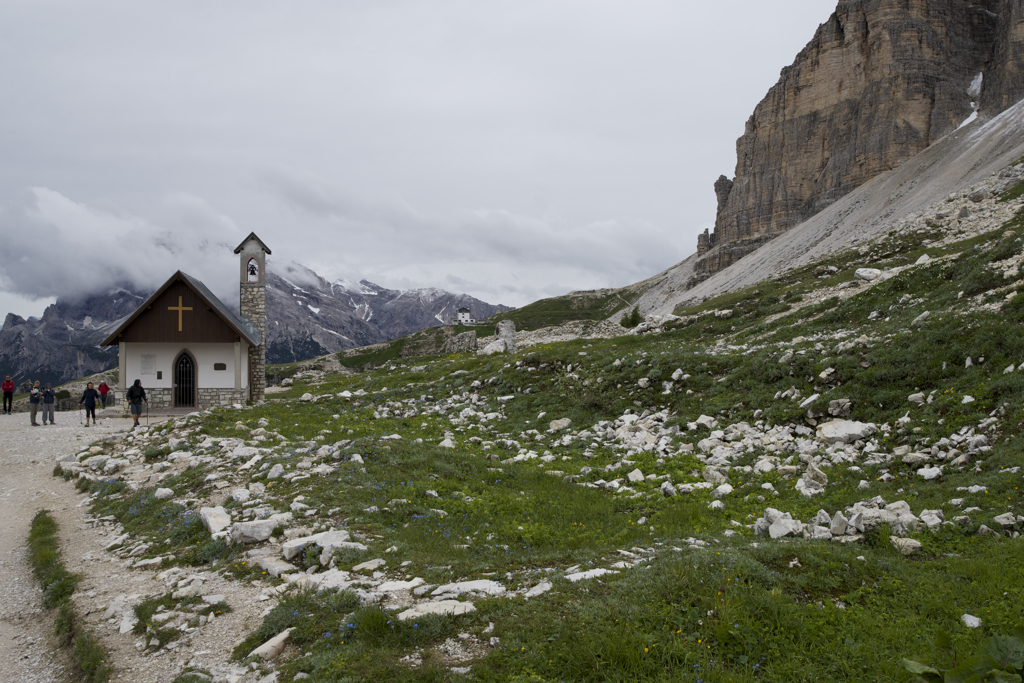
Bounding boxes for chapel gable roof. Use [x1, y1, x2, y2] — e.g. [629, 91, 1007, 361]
[233, 232, 272, 255]
[101, 271, 262, 346]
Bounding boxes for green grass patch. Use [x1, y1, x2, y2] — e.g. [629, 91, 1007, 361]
[28, 511, 112, 683]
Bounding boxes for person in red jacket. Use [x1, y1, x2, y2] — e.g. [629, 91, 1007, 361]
[98, 380, 110, 408]
[2, 376, 13, 415]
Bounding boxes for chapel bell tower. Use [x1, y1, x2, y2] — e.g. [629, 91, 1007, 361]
[234, 232, 271, 402]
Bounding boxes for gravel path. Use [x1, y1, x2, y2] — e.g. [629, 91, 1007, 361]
[0, 413, 141, 683]
[0, 412, 282, 683]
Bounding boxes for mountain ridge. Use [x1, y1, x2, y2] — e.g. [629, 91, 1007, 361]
[0, 264, 509, 386]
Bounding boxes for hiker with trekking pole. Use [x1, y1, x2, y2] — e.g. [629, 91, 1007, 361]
[126, 379, 148, 430]
[79, 382, 100, 427]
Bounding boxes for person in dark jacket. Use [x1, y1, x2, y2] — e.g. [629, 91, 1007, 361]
[126, 379, 147, 429]
[2, 375, 13, 414]
[29, 381, 41, 426]
[41, 383, 56, 425]
[80, 382, 100, 427]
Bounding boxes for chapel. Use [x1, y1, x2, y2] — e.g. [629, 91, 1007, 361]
[101, 233, 270, 409]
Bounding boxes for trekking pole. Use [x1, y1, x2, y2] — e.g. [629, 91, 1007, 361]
[146, 401, 149, 427]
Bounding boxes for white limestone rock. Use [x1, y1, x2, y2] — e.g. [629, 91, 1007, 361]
[891, 537, 922, 555]
[816, 420, 877, 444]
[961, 614, 982, 628]
[249, 628, 293, 660]
[199, 506, 231, 534]
[281, 530, 359, 561]
[477, 340, 507, 356]
[431, 580, 506, 597]
[229, 519, 281, 544]
[712, 484, 734, 499]
[524, 581, 553, 599]
[565, 568, 618, 582]
[259, 557, 296, 578]
[397, 600, 476, 621]
[769, 519, 804, 539]
[352, 558, 386, 572]
[855, 268, 882, 281]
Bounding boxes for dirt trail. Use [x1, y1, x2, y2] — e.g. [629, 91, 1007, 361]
[0, 411, 282, 683]
[0, 413, 144, 682]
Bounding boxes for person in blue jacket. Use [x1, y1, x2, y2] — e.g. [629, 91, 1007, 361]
[41, 383, 56, 425]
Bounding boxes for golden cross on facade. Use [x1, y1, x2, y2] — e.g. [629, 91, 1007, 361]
[168, 296, 193, 332]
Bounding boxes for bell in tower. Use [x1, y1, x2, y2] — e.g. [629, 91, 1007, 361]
[233, 232, 271, 402]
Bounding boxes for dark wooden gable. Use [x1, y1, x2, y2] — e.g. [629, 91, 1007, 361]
[117, 278, 240, 344]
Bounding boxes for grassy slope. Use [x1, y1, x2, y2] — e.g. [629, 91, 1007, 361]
[74, 189, 1024, 682]
[488, 289, 640, 330]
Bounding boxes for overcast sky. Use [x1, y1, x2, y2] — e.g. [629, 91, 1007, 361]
[0, 0, 831, 319]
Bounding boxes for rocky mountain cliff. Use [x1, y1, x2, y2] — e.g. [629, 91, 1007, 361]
[694, 0, 1024, 283]
[629, 96, 1024, 318]
[0, 265, 507, 385]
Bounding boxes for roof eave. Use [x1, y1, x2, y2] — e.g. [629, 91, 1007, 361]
[233, 232, 272, 255]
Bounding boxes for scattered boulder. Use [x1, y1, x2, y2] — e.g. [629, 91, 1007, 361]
[961, 614, 982, 628]
[854, 268, 882, 281]
[154, 488, 175, 500]
[230, 519, 282, 544]
[830, 512, 848, 536]
[443, 331, 477, 354]
[712, 483, 734, 499]
[199, 506, 231, 534]
[477, 340, 507, 356]
[549, 418, 572, 431]
[828, 399, 852, 417]
[496, 320, 518, 354]
[249, 628, 293, 660]
[397, 601, 476, 621]
[431, 580, 506, 597]
[993, 513, 1018, 527]
[890, 537, 922, 555]
[695, 415, 717, 429]
[259, 557, 296, 578]
[816, 420, 876, 444]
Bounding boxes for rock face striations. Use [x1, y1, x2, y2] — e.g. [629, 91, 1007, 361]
[695, 0, 1024, 283]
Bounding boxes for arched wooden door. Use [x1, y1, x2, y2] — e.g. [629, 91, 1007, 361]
[173, 351, 196, 408]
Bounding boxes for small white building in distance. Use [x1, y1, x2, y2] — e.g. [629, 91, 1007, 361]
[101, 233, 270, 409]
[456, 307, 475, 324]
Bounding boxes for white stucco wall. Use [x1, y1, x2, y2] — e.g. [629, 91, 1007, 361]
[123, 343, 249, 389]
